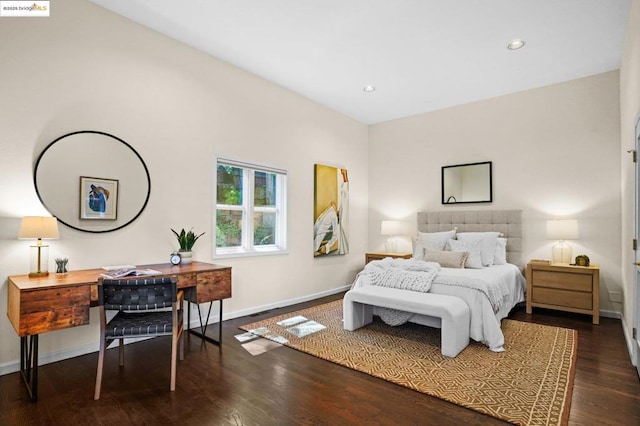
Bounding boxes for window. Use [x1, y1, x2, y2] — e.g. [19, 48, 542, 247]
[214, 158, 287, 258]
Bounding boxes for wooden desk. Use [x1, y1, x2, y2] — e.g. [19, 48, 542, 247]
[7, 261, 231, 401]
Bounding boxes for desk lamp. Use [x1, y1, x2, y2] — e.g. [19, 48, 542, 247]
[546, 219, 579, 264]
[18, 216, 59, 277]
[381, 220, 403, 253]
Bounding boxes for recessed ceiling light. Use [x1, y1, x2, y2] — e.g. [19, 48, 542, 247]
[507, 39, 525, 50]
[363, 85, 376, 92]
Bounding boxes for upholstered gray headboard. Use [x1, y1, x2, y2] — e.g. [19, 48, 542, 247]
[417, 210, 523, 270]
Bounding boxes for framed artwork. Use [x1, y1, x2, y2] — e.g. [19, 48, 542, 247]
[313, 164, 349, 257]
[80, 176, 118, 220]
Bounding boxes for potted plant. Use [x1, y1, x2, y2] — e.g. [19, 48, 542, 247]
[171, 227, 205, 264]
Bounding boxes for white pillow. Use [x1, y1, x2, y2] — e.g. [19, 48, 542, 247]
[446, 239, 483, 269]
[412, 229, 456, 259]
[423, 249, 468, 269]
[493, 237, 507, 265]
[456, 232, 501, 267]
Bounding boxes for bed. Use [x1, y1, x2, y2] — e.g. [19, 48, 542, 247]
[349, 209, 526, 352]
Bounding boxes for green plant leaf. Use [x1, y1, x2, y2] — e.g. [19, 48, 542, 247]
[171, 227, 205, 251]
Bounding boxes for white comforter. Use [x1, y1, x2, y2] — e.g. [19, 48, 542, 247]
[354, 264, 526, 352]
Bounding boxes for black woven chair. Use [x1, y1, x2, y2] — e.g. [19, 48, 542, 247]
[94, 277, 184, 400]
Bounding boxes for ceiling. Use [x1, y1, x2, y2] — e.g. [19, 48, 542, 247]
[89, 0, 632, 124]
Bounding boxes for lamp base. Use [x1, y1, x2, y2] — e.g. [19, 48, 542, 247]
[28, 244, 50, 278]
[385, 237, 398, 253]
[552, 241, 572, 264]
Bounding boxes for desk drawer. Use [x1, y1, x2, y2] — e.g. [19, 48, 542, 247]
[176, 273, 196, 288]
[532, 270, 592, 292]
[19, 286, 90, 336]
[185, 270, 232, 303]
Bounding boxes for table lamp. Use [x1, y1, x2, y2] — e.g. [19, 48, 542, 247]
[18, 216, 59, 277]
[546, 219, 579, 264]
[381, 220, 403, 253]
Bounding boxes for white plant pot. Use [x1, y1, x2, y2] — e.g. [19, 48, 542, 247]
[179, 251, 193, 264]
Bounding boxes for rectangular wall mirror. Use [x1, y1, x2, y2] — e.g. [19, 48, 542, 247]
[441, 161, 492, 204]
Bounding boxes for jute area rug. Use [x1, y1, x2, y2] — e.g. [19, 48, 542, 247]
[240, 300, 577, 426]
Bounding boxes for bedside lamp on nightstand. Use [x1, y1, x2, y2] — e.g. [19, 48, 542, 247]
[381, 220, 403, 253]
[546, 219, 579, 264]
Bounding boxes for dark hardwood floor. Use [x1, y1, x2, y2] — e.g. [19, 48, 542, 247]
[1, 293, 639, 425]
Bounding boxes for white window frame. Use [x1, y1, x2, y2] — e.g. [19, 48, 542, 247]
[213, 157, 288, 258]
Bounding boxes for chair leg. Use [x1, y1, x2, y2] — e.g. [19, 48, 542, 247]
[119, 339, 124, 367]
[94, 338, 106, 400]
[170, 333, 178, 391]
[179, 329, 184, 361]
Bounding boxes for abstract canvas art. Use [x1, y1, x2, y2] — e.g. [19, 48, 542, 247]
[80, 176, 118, 220]
[313, 164, 349, 257]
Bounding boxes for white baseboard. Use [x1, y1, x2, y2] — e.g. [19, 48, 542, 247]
[2, 293, 633, 376]
[0, 284, 351, 377]
[619, 313, 636, 366]
[599, 309, 637, 366]
[0, 340, 100, 377]
[600, 309, 637, 367]
[221, 284, 351, 322]
[600, 309, 621, 319]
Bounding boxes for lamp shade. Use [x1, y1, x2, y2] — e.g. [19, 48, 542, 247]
[546, 219, 578, 240]
[18, 216, 59, 240]
[380, 220, 403, 236]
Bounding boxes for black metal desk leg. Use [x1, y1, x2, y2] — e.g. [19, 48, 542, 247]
[186, 300, 223, 345]
[20, 334, 39, 402]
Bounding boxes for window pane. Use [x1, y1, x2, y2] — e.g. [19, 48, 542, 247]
[254, 171, 276, 207]
[217, 165, 243, 205]
[216, 209, 242, 247]
[215, 158, 287, 257]
[254, 211, 276, 245]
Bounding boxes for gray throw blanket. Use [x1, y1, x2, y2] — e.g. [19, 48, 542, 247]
[363, 258, 440, 325]
[365, 258, 440, 292]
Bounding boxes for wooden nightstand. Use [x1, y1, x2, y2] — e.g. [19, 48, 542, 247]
[365, 252, 412, 264]
[526, 262, 600, 324]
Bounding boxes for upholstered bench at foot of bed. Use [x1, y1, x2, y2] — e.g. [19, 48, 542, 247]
[343, 285, 470, 357]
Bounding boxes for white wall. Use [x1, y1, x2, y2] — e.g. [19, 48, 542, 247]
[369, 71, 622, 314]
[0, 0, 368, 370]
[620, 0, 640, 352]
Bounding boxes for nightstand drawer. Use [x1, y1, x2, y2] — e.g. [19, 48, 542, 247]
[532, 287, 593, 310]
[532, 270, 592, 292]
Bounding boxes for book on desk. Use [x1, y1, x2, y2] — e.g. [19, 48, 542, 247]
[100, 268, 161, 279]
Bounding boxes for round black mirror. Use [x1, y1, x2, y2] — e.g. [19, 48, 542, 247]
[34, 130, 151, 233]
